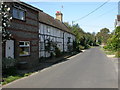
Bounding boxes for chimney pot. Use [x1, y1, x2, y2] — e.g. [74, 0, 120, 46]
[55, 11, 63, 22]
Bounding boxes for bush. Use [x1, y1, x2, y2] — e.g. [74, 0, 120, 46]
[2, 57, 17, 77]
[55, 46, 62, 57]
[79, 45, 84, 50]
[2, 57, 16, 69]
[3, 67, 17, 76]
[115, 50, 120, 58]
[84, 44, 90, 49]
[103, 46, 108, 50]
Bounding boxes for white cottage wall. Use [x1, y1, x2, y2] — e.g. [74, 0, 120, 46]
[39, 23, 75, 58]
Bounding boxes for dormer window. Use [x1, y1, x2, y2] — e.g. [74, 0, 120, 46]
[12, 7, 25, 21]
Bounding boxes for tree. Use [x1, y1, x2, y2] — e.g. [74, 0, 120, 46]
[96, 28, 110, 45]
[1, 2, 12, 43]
[66, 23, 97, 50]
[106, 26, 120, 51]
[104, 26, 120, 57]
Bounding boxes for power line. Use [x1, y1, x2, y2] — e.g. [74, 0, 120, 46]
[97, 7, 117, 17]
[72, 0, 110, 24]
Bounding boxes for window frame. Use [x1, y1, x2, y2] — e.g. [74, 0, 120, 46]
[46, 26, 50, 33]
[19, 41, 30, 56]
[12, 6, 26, 21]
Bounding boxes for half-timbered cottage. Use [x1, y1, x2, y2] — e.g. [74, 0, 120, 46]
[39, 11, 75, 58]
[3, 1, 75, 69]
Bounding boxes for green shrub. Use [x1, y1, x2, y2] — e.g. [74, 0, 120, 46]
[84, 44, 90, 49]
[3, 67, 17, 76]
[115, 50, 120, 58]
[79, 45, 84, 50]
[3, 76, 21, 84]
[103, 46, 108, 50]
[55, 46, 61, 57]
[2, 57, 17, 69]
[24, 73, 32, 77]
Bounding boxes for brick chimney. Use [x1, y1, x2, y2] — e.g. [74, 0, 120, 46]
[56, 11, 63, 22]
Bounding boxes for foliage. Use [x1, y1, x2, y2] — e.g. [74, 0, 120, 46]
[96, 28, 110, 45]
[54, 45, 62, 57]
[3, 67, 17, 77]
[103, 26, 120, 57]
[79, 45, 84, 50]
[2, 72, 32, 85]
[1, 2, 12, 42]
[2, 75, 22, 85]
[105, 26, 120, 51]
[115, 50, 120, 58]
[45, 39, 62, 58]
[2, 57, 17, 69]
[45, 39, 52, 53]
[64, 22, 97, 52]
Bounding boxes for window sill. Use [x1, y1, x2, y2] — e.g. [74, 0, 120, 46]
[13, 17, 26, 22]
[19, 54, 30, 57]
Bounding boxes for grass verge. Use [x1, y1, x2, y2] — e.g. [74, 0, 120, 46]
[1, 72, 32, 85]
[100, 46, 116, 57]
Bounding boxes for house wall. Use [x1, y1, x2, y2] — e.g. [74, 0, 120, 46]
[115, 15, 120, 27]
[3, 2, 75, 69]
[116, 21, 120, 27]
[39, 23, 75, 58]
[5, 2, 39, 69]
[64, 32, 75, 52]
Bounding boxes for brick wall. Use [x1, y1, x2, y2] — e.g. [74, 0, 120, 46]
[5, 2, 39, 69]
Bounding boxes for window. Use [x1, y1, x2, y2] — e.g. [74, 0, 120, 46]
[13, 7, 25, 20]
[40, 42, 44, 50]
[46, 26, 50, 33]
[19, 41, 30, 56]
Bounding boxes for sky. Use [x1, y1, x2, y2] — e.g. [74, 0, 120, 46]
[21, 0, 118, 33]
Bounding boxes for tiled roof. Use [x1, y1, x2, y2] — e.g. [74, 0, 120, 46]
[39, 11, 74, 35]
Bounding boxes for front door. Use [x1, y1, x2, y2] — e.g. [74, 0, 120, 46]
[5, 40, 14, 58]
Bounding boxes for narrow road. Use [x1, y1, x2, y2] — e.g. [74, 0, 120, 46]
[3, 47, 118, 88]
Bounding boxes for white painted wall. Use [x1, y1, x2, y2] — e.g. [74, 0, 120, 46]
[39, 23, 75, 58]
[117, 21, 120, 27]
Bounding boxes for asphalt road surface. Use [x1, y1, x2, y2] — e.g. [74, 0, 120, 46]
[3, 47, 118, 88]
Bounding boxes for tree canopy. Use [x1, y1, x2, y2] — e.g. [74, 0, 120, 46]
[64, 22, 97, 51]
[96, 28, 110, 45]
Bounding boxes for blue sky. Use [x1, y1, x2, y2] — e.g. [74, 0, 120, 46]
[21, 1, 118, 33]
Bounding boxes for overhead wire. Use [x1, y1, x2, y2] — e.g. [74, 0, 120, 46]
[73, 0, 110, 23]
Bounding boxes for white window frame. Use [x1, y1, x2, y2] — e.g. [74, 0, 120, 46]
[19, 41, 30, 56]
[46, 26, 50, 33]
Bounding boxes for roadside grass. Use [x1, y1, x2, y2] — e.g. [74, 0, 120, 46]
[100, 46, 116, 57]
[1, 50, 89, 86]
[104, 50, 116, 55]
[2, 52, 79, 86]
[2, 72, 32, 85]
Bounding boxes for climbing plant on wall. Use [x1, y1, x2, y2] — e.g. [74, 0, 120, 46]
[1, 2, 12, 43]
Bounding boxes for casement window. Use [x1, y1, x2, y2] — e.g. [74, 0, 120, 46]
[40, 42, 44, 50]
[46, 26, 50, 33]
[13, 7, 25, 21]
[19, 41, 30, 56]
